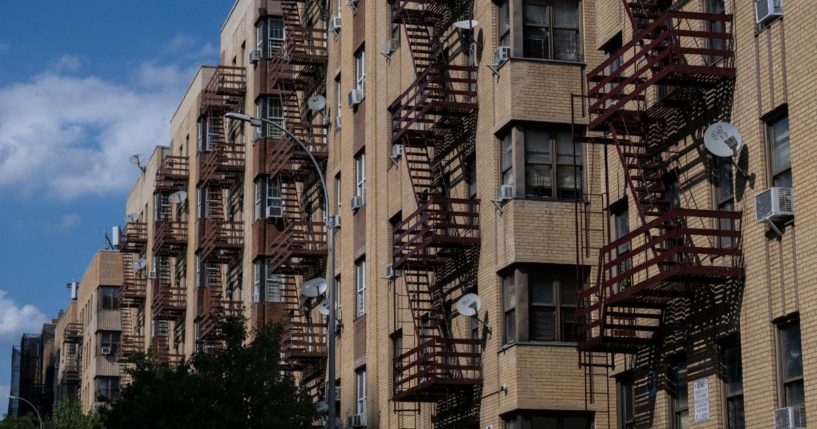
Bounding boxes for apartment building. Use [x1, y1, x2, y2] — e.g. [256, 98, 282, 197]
[103, 0, 817, 428]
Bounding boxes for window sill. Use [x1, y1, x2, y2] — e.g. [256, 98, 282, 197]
[499, 340, 578, 354]
[510, 56, 585, 67]
[515, 197, 581, 204]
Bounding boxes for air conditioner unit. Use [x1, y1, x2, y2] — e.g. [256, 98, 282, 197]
[382, 39, 399, 57]
[335, 115, 342, 129]
[250, 48, 262, 64]
[755, 0, 784, 25]
[390, 144, 403, 161]
[775, 406, 806, 429]
[755, 187, 794, 222]
[348, 413, 367, 428]
[347, 0, 358, 8]
[329, 214, 341, 229]
[496, 184, 514, 202]
[147, 269, 157, 280]
[348, 89, 364, 107]
[385, 264, 399, 279]
[101, 347, 112, 356]
[350, 195, 363, 210]
[266, 204, 283, 219]
[330, 15, 342, 33]
[492, 46, 511, 67]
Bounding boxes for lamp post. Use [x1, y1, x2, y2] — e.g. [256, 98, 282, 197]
[8, 395, 43, 429]
[225, 112, 337, 429]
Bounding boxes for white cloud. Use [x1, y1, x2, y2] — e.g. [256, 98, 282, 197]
[59, 213, 81, 229]
[0, 290, 47, 343]
[53, 54, 83, 72]
[0, 67, 190, 199]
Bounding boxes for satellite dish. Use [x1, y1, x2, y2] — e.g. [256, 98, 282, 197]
[129, 154, 143, 165]
[317, 299, 333, 316]
[169, 191, 188, 204]
[300, 277, 327, 298]
[307, 95, 326, 112]
[454, 19, 480, 30]
[704, 122, 743, 158]
[132, 259, 147, 271]
[126, 213, 139, 223]
[456, 293, 482, 317]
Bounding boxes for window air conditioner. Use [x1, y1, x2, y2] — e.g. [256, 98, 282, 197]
[250, 48, 262, 64]
[755, 187, 794, 222]
[101, 347, 112, 356]
[348, 413, 367, 428]
[348, 89, 364, 107]
[492, 46, 511, 67]
[147, 269, 157, 280]
[385, 264, 399, 279]
[335, 115, 342, 129]
[382, 39, 400, 57]
[350, 195, 363, 210]
[329, 214, 341, 229]
[496, 184, 514, 202]
[390, 144, 403, 161]
[330, 15, 342, 33]
[755, 0, 784, 25]
[266, 204, 283, 219]
[775, 406, 806, 429]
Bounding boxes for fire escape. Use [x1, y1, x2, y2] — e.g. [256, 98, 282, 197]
[252, 0, 329, 405]
[194, 65, 247, 350]
[574, 0, 743, 414]
[118, 218, 147, 373]
[389, 0, 481, 424]
[59, 323, 82, 400]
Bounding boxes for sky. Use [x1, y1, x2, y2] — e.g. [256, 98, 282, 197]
[0, 0, 231, 411]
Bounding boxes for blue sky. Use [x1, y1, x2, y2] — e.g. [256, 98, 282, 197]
[0, 0, 230, 410]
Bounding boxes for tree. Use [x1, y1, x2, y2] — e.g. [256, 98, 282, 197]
[0, 416, 39, 429]
[100, 318, 319, 429]
[51, 401, 101, 429]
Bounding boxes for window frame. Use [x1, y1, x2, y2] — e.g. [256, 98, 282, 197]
[355, 368, 367, 415]
[501, 271, 516, 345]
[776, 316, 804, 408]
[528, 265, 578, 342]
[669, 355, 689, 429]
[96, 376, 120, 401]
[523, 127, 583, 200]
[98, 286, 120, 311]
[98, 331, 121, 355]
[335, 75, 342, 128]
[498, 0, 511, 47]
[355, 258, 366, 317]
[617, 372, 635, 429]
[720, 337, 745, 429]
[522, 0, 582, 62]
[766, 113, 791, 187]
[354, 48, 366, 96]
[354, 151, 366, 201]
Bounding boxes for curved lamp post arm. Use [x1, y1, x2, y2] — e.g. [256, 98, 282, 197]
[9, 395, 43, 429]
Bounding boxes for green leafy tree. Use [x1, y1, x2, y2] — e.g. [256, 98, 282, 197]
[51, 401, 101, 429]
[0, 415, 39, 429]
[100, 318, 319, 429]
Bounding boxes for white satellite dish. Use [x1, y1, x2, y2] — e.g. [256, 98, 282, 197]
[126, 213, 139, 223]
[307, 95, 326, 112]
[300, 277, 327, 298]
[316, 401, 328, 413]
[317, 299, 331, 316]
[129, 154, 143, 166]
[169, 191, 188, 204]
[454, 19, 480, 30]
[132, 259, 147, 271]
[456, 293, 482, 317]
[704, 122, 743, 158]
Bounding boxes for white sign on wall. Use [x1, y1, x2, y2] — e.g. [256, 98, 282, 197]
[693, 378, 710, 423]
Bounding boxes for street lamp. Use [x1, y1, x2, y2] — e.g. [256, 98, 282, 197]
[225, 111, 338, 429]
[8, 395, 43, 429]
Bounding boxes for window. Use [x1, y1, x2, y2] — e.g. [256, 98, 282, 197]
[669, 356, 689, 429]
[502, 272, 516, 344]
[355, 368, 367, 415]
[335, 76, 342, 127]
[99, 331, 121, 355]
[503, 412, 589, 429]
[523, 0, 580, 61]
[266, 177, 282, 218]
[778, 317, 804, 407]
[256, 17, 285, 58]
[525, 127, 581, 199]
[96, 377, 120, 401]
[767, 114, 791, 187]
[529, 266, 578, 342]
[704, 0, 726, 65]
[721, 338, 745, 429]
[391, 23, 401, 46]
[354, 151, 366, 201]
[99, 287, 120, 310]
[498, 0, 511, 47]
[257, 96, 285, 139]
[334, 276, 341, 319]
[335, 174, 342, 216]
[715, 158, 736, 248]
[253, 259, 283, 303]
[602, 33, 623, 103]
[611, 198, 631, 292]
[355, 259, 366, 317]
[197, 186, 207, 219]
[501, 133, 514, 187]
[617, 373, 635, 429]
[354, 48, 366, 96]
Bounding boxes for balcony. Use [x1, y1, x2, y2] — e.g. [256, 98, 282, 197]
[120, 256, 147, 307]
[197, 219, 244, 262]
[197, 143, 245, 186]
[392, 337, 482, 402]
[63, 323, 83, 344]
[393, 197, 480, 270]
[116, 334, 142, 361]
[155, 155, 189, 192]
[150, 335, 183, 365]
[153, 220, 188, 256]
[389, 64, 478, 147]
[151, 278, 186, 321]
[60, 360, 80, 384]
[252, 132, 327, 180]
[200, 66, 246, 114]
[586, 10, 734, 132]
[196, 287, 243, 344]
[282, 321, 327, 363]
[121, 222, 147, 252]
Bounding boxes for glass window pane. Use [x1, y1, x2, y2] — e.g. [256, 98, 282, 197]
[526, 165, 552, 197]
[503, 274, 516, 309]
[530, 307, 555, 341]
[782, 323, 803, 378]
[727, 395, 745, 429]
[785, 380, 805, 407]
[560, 282, 577, 306]
[563, 416, 588, 429]
[526, 131, 551, 164]
[501, 135, 513, 171]
[524, 1, 548, 26]
[504, 309, 516, 343]
[530, 277, 554, 304]
[771, 117, 791, 173]
[557, 132, 578, 163]
[557, 165, 581, 190]
[552, 0, 579, 28]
